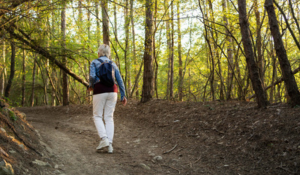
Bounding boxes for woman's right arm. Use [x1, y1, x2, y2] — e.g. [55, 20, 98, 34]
[113, 64, 126, 101]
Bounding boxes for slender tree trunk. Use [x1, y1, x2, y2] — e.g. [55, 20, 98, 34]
[270, 40, 277, 103]
[102, 0, 109, 45]
[44, 60, 49, 105]
[235, 47, 244, 100]
[165, 0, 171, 99]
[22, 47, 26, 106]
[31, 59, 36, 107]
[4, 41, 15, 98]
[208, 0, 219, 101]
[169, 1, 174, 99]
[51, 5, 56, 106]
[177, 1, 183, 101]
[255, 0, 264, 85]
[265, 0, 300, 106]
[224, 0, 234, 100]
[87, 0, 92, 104]
[114, 3, 120, 66]
[141, 0, 153, 103]
[96, 1, 100, 47]
[0, 41, 6, 96]
[114, 3, 117, 39]
[217, 52, 225, 100]
[154, 24, 162, 99]
[130, 0, 138, 99]
[61, 0, 69, 106]
[153, 0, 157, 99]
[51, 67, 57, 106]
[238, 0, 268, 108]
[124, 0, 130, 96]
[44, 19, 49, 105]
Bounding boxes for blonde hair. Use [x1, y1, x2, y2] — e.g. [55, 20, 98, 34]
[98, 44, 111, 57]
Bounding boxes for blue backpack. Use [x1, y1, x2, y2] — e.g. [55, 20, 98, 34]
[95, 58, 116, 87]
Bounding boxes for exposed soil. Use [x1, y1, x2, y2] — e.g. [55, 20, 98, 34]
[11, 99, 300, 174]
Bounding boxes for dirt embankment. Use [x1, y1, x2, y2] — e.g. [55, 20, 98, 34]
[1, 99, 300, 175]
[0, 99, 57, 175]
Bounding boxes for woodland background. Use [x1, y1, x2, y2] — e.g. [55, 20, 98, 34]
[1, 0, 300, 107]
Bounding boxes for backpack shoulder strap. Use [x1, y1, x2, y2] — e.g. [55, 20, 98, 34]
[97, 58, 104, 63]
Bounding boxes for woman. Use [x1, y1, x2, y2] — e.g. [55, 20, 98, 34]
[88, 44, 127, 154]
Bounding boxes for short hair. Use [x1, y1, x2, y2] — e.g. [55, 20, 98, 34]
[98, 44, 111, 57]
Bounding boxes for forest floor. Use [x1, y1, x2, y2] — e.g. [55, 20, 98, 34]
[14, 99, 300, 175]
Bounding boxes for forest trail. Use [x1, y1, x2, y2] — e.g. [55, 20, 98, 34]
[18, 100, 300, 175]
[18, 102, 181, 175]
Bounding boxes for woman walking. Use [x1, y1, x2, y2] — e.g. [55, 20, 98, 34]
[88, 44, 127, 153]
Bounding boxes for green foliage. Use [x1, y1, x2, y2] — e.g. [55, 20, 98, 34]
[9, 110, 17, 121]
[1, 0, 300, 106]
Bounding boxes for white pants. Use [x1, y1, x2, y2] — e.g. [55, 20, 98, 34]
[93, 93, 118, 143]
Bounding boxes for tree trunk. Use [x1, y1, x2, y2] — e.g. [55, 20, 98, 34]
[51, 67, 57, 106]
[141, 0, 154, 103]
[44, 59, 49, 105]
[130, 0, 138, 99]
[224, 0, 234, 100]
[124, 0, 130, 96]
[4, 41, 15, 98]
[22, 47, 26, 106]
[265, 0, 300, 106]
[238, 0, 268, 108]
[113, 3, 120, 67]
[255, 0, 264, 85]
[0, 41, 6, 96]
[102, 0, 109, 45]
[169, 1, 174, 99]
[270, 42, 277, 103]
[177, 1, 183, 101]
[61, 0, 69, 106]
[31, 59, 36, 107]
[165, 0, 171, 100]
[153, 0, 157, 99]
[96, 1, 100, 47]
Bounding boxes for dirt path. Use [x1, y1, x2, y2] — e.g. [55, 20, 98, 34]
[19, 104, 174, 175]
[17, 100, 300, 175]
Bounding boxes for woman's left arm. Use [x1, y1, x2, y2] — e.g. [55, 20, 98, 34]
[89, 60, 96, 89]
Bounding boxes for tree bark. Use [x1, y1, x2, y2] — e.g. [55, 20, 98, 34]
[255, 0, 264, 85]
[177, 1, 183, 101]
[95, 1, 100, 47]
[153, 0, 157, 99]
[61, 0, 69, 106]
[265, 0, 300, 106]
[44, 59, 49, 105]
[102, 0, 109, 45]
[269, 39, 277, 103]
[124, 0, 130, 96]
[113, 3, 120, 68]
[224, 0, 233, 100]
[238, 0, 268, 108]
[130, 0, 138, 99]
[165, 0, 171, 100]
[0, 41, 6, 96]
[22, 46, 26, 106]
[31, 59, 36, 107]
[4, 41, 15, 98]
[141, 0, 154, 103]
[169, 1, 174, 99]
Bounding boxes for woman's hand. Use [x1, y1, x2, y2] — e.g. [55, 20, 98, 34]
[122, 97, 127, 106]
[87, 87, 93, 92]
